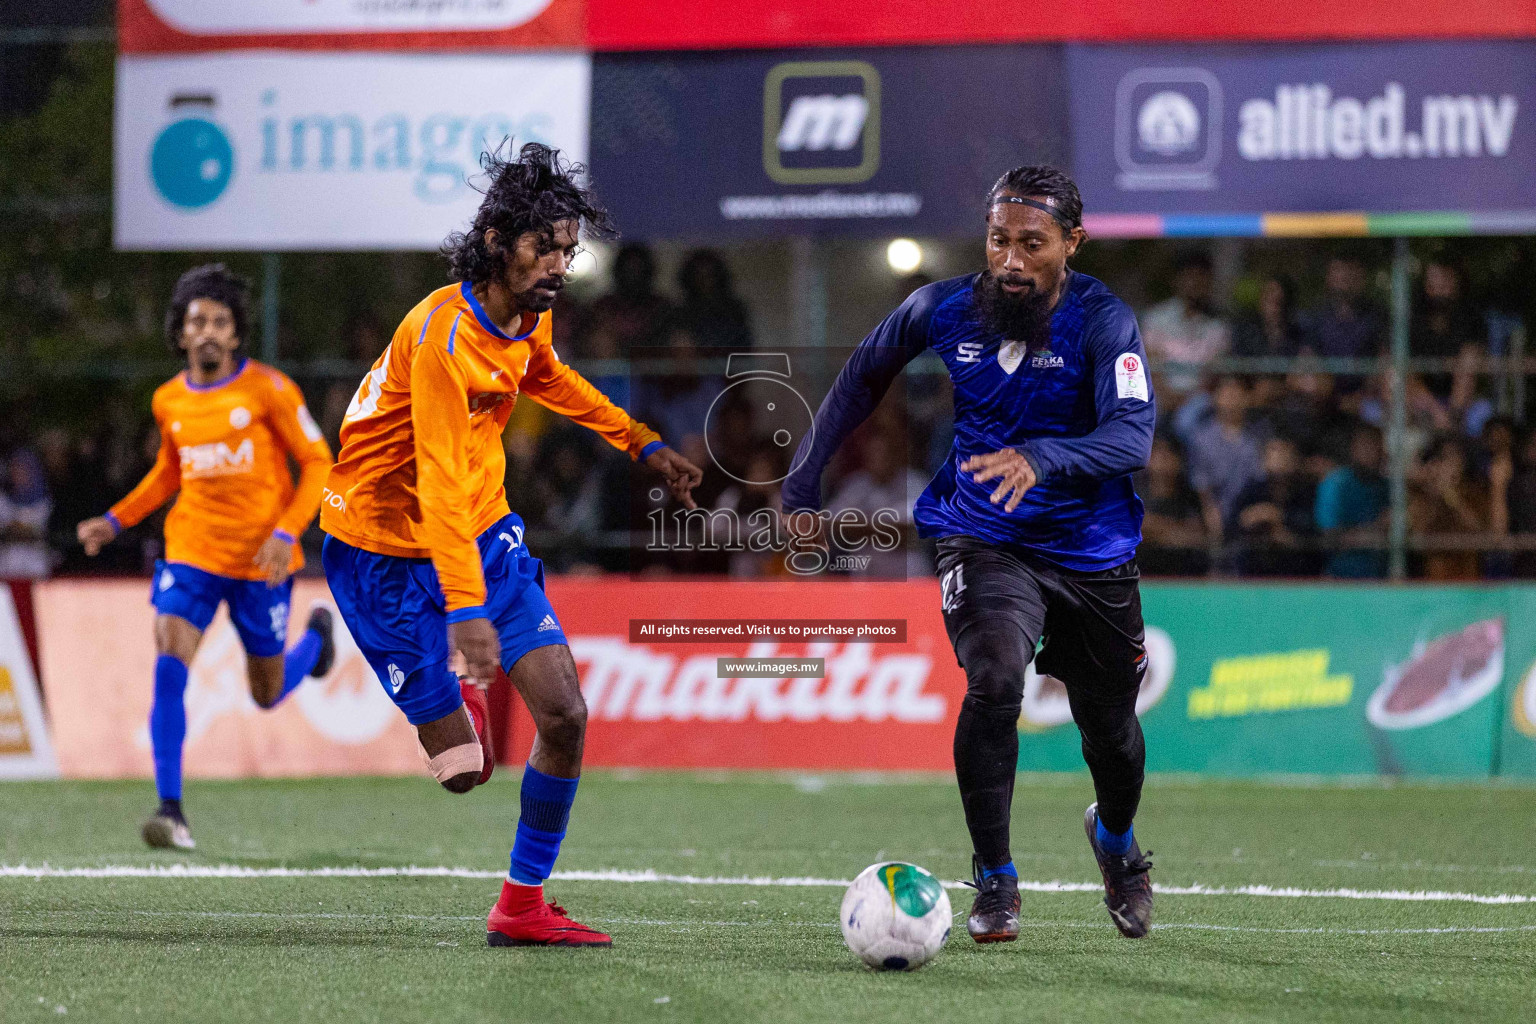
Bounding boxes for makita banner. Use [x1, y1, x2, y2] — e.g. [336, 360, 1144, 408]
[589, 47, 1068, 239]
[1067, 40, 1536, 215]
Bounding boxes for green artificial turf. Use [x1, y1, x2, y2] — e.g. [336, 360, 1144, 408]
[1, 772, 1533, 1023]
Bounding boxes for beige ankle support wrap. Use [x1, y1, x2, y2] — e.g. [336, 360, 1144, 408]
[425, 742, 483, 782]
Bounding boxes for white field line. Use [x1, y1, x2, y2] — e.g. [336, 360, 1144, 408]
[7, 908, 1536, 938]
[1, 864, 1534, 905]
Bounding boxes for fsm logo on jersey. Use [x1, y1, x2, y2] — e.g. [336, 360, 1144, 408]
[117, 52, 591, 249]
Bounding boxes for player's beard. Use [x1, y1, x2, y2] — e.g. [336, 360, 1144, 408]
[515, 277, 564, 314]
[974, 271, 1056, 351]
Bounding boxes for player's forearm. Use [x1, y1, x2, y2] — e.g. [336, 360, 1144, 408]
[1019, 413, 1155, 483]
[107, 462, 179, 529]
[274, 455, 333, 539]
[527, 365, 662, 458]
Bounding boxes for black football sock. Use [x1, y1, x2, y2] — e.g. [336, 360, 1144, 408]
[953, 696, 1020, 869]
[156, 798, 186, 824]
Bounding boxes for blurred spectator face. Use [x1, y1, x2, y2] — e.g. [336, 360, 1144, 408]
[1288, 367, 1335, 401]
[1173, 263, 1214, 310]
[1259, 278, 1288, 322]
[613, 245, 656, 299]
[1263, 438, 1300, 478]
[1349, 429, 1384, 475]
[1424, 440, 1468, 490]
[1148, 437, 1183, 483]
[863, 433, 899, 484]
[1483, 419, 1514, 459]
[1423, 262, 1461, 304]
[680, 250, 731, 301]
[1212, 377, 1249, 424]
[1325, 258, 1367, 300]
[36, 428, 70, 479]
[8, 452, 42, 499]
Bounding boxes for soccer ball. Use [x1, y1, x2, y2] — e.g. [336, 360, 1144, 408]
[840, 862, 952, 970]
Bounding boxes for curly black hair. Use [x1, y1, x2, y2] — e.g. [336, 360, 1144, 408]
[442, 141, 617, 285]
[986, 165, 1084, 234]
[164, 263, 251, 354]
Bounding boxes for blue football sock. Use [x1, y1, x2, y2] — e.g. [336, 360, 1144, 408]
[276, 628, 323, 704]
[507, 764, 579, 885]
[1096, 817, 1134, 857]
[149, 655, 189, 802]
[980, 860, 1017, 881]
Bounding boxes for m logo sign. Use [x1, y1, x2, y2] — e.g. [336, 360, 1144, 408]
[763, 60, 880, 185]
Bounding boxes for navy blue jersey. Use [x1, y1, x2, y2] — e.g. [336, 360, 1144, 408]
[782, 271, 1155, 571]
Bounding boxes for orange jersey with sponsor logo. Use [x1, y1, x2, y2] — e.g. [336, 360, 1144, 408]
[108, 360, 334, 580]
[321, 282, 661, 613]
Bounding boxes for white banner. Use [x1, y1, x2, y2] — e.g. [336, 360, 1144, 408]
[115, 52, 592, 250]
[0, 587, 57, 780]
[146, 0, 556, 35]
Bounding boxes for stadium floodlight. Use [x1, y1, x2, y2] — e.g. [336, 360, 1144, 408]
[568, 246, 599, 279]
[886, 238, 922, 273]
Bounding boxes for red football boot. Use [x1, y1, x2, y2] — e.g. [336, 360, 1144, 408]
[458, 679, 495, 786]
[487, 881, 612, 947]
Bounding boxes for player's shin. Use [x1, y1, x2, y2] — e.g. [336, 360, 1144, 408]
[953, 695, 1021, 870]
[507, 763, 578, 886]
[149, 655, 189, 805]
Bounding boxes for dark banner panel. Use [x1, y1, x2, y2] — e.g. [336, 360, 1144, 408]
[1069, 40, 1536, 233]
[590, 46, 1068, 240]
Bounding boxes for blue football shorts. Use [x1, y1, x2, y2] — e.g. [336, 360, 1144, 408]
[150, 559, 294, 659]
[321, 512, 569, 726]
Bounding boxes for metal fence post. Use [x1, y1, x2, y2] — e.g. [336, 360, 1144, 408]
[1387, 237, 1410, 582]
[261, 253, 281, 363]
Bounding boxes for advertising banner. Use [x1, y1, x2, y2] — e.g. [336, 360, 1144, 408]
[1068, 41, 1536, 221]
[1018, 585, 1518, 778]
[526, 578, 968, 771]
[32, 576, 1536, 779]
[36, 579, 421, 779]
[1497, 587, 1536, 779]
[589, 47, 1068, 240]
[114, 52, 591, 250]
[0, 585, 57, 780]
[118, 0, 583, 53]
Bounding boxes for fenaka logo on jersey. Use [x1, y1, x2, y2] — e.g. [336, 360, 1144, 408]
[763, 61, 881, 185]
[181, 438, 254, 477]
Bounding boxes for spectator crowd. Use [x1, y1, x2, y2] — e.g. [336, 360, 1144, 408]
[5, 245, 1534, 582]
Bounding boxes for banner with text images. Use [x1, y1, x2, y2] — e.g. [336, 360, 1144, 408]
[118, 0, 583, 53]
[1068, 40, 1536, 216]
[114, 52, 591, 250]
[589, 47, 1068, 239]
[1019, 584, 1534, 778]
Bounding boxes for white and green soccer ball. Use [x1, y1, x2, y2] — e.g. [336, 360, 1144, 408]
[840, 862, 952, 970]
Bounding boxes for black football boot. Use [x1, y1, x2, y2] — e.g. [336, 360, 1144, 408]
[1084, 802, 1154, 938]
[963, 854, 1021, 943]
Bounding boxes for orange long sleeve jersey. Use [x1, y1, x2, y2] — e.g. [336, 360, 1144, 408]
[108, 360, 334, 580]
[320, 282, 662, 614]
